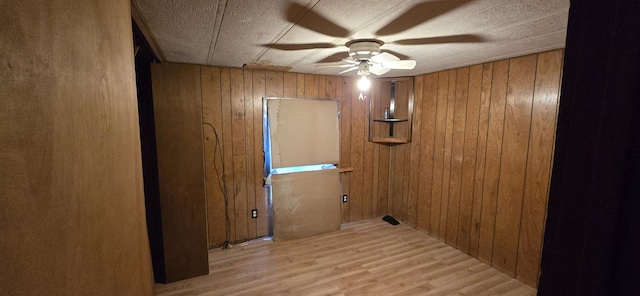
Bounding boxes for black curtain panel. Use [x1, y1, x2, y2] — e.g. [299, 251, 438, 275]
[538, 1, 640, 295]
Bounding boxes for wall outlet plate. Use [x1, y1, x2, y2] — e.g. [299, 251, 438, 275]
[251, 209, 258, 218]
[342, 195, 348, 203]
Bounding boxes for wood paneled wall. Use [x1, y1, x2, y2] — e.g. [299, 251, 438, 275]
[388, 50, 563, 287]
[197, 67, 390, 246]
[0, 0, 153, 294]
[153, 50, 562, 287]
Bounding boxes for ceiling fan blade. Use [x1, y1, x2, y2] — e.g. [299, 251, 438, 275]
[375, 0, 474, 36]
[382, 49, 411, 61]
[337, 66, 358, 74]
[369, 65, 391, 76]
[371, 52, 400, 63]
[391, 34, 486, 45]
[263, 43, 337, 50]
[315, 61, 353, 68]
[381, 60, 416, 70]
[286, 1, 349, 38]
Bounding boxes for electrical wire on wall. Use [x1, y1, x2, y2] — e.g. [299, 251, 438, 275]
[203, 122, 232, 249]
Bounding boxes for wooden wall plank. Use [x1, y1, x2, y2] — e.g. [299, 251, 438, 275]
[457, 64, 483, 253]
[492, 55, 537, 276]
[297, 73, 305, 98]
[406, 76, 424, 227]
[252, 70, 268, 237]
[516, 50, 563, 287]
[401, 136, 412, 221]
[430, 71, 450, 237]
[201, 67, 227, 247]
[350, 78, 365, 222]
[340, 77, 352, 223]
[416, 73, 439, 232]
[318, 75, 327, 98]
[284, 72, 297, 97]
[219, 68, 237, 242]
[243, 70, 257, 240]
[325, 76, 336, 98]
[469, 62, 494, 257]
[362, 94, 375, 219]
[266, 71, 284, 97]
[304, 74, 319, 98]
[230, 68, 248, 242]
[371, 143, 380, 217]
[439, 69, 457, 237]
[445, 67, 469, 245]
[477, 59, 509, 264]
[376, 144, 390, 217]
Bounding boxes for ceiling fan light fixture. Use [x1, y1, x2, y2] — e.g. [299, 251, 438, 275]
[357, 75, 371, 91]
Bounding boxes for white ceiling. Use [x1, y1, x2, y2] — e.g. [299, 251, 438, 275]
[134, 0, 569, 77]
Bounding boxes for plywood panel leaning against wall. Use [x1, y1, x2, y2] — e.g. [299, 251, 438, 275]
[151, 63, 209, 282]
[387, 50, 563, 287]
[0, 0, 153, 294]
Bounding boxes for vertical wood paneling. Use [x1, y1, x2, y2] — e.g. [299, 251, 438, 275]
[440, 70, 457, 237]
[477, 59, 509, 264]
[376, 144, 390, 216]
[362, 94, 375, 219]
[350, 78, 365, 222]
[340, 77, 352, 223]
[252, 71, 268, 237]
[266, 71, 284, 97]
[201, 67, 226, 247]
[284, 72, 297, 97]
[318, 75, 327, 98]
[164, 50, 561, 289]
[458, 64, 482, 253]
[416, 73, 439, 232]
[445, 67, 469, 245]
[406, 76, 424, 227]
[230, 68, 248, 242]
[430, 71, 450, 237]
[385, 50, 562, 288]
[469, 62, 494, 257]
[325, 76, 336, 99]
[219, 68, 237, 242]
[492, 55, 537, 276]
[516, 50, 563, 286]
[304, 74, 319, 98]
[296, 73, 305, 98]
[243, 70, 257, 240]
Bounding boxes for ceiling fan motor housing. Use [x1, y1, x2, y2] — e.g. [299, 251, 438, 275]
[347, 39, 384, 61]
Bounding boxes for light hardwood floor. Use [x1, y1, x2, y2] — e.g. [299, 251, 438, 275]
[155, 219, 536, 295]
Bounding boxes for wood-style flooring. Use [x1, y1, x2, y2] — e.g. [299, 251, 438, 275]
[155, 219, 536, 295]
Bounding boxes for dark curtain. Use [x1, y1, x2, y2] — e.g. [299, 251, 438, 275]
[538, 1, 640, 295]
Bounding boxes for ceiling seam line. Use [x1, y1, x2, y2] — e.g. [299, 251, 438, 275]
[207, 0, 229, 65]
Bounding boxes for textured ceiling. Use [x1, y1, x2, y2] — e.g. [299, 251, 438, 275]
[135, 0, 569, 77]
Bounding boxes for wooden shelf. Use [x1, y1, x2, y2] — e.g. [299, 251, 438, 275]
[338, 167, 354, 173]
[369, 77, 414, 144]
[373, 118, 408, 123]
[371, 138, 409, 144]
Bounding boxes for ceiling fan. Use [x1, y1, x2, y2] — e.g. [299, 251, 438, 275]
[263, 0, 484, 87]
[315, 39, 417, 76]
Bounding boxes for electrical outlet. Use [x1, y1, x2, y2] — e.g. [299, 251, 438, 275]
[342, 195, 348, 203]
[251, 209, 258, 219]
